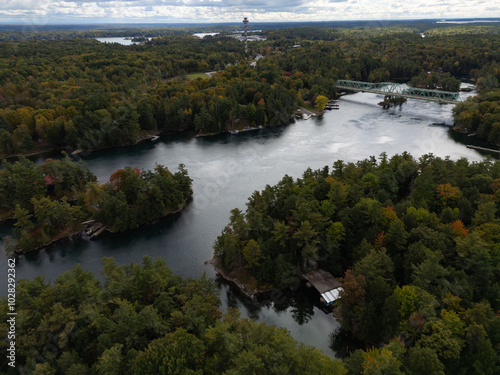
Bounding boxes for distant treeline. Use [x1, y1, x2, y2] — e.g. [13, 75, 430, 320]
[1, 19, 499, 39]
[0, 24, 498, 157]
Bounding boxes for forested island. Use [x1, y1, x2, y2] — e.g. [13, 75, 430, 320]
[214, 153, 500, 373]
[0, 23, 499, 158]
[0, 157, 192, 253]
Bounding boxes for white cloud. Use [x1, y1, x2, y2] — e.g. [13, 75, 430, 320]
[0, 0, 498, 23]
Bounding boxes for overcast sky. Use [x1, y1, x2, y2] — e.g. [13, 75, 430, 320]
[0, 0, 498, 24]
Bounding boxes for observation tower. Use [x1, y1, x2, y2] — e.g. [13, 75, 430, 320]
[243, 17, 249, 56]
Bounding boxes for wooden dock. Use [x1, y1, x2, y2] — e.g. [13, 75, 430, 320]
[303, 269, 343, 305]
[92, 226, 106, 238]
[85, 222, 107, 238]
[466, 145, 500, 154]
[298, 106, 319, 119]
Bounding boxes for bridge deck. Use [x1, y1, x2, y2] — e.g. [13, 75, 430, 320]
[335, 80, 461, 104]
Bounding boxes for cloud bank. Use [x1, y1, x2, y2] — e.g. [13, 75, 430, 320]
[0, 0, 497, 24]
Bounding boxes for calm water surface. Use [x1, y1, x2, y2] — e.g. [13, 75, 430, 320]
[193, 33, 220, 38]
[95, 37, 144, 45]
[0, 91, 488, 357]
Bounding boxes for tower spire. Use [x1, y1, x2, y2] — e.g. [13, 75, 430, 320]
[243, 17, 249, 57]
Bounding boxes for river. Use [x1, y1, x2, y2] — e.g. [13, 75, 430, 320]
[0, 90, 489, 357]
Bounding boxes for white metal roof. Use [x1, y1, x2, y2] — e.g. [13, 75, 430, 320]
[321, 287, 343, 305]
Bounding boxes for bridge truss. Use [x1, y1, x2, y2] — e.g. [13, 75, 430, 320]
[335, 80, 461, 104]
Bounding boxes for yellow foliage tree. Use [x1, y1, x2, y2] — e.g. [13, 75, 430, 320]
[315, 95, 328, 111]
[436, 183, 462, 206]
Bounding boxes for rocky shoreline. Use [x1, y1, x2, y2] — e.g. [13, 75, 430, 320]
[206, 258, 273, 298]
[10, 227, 84, 255]
[10, 202, 189, 255]
[0, 129, 163, 161]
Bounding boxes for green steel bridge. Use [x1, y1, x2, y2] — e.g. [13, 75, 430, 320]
[335, 80, 462, 104]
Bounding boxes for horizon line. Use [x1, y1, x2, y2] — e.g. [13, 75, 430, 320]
[0, 17, 500, 26]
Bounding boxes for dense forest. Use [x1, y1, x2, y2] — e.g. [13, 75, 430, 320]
[214, 153, 500, 373]
[452, 61, 500, 145]
[1, 24, 499, 157]
[0, 157, 192, 252]
[0, 257, 346, 374]
[2, 22, 500, 374]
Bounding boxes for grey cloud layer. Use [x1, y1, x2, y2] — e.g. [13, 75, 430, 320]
[53, 0, 311, 7]
[0, 0, 497, 22]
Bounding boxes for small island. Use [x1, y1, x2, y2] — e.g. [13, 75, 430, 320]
[1, 156, 193, 254]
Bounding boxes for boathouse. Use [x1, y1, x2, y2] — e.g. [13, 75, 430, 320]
[303, 269, 343, 306]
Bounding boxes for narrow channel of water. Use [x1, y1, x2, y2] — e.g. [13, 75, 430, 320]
[0, 91, 488, 357]
[94, 37, 143, 45]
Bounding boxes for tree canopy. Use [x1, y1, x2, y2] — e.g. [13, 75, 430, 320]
[1, 24, 498, 157]
[214, 153, 500, 373]
[0, 256, 346, 374]
[1, 157, 192, 252]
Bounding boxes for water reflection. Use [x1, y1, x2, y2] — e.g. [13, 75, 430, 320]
[218, 278, 263, 321]
[330, 327, 366, 359]
[217, 275, 339, 355]
[218, 275, 323, 326]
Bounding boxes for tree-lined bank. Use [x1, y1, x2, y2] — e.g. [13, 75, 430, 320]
[1, 157, 193, 253]
[0, 257, 346, 374]
[1, 21, 499, 369]
[1, 24, 499, 158]
[214, 153, 500, 373]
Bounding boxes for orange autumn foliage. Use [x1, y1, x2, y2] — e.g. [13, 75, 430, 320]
[450, 219, 468, 238]
[382, 206, 398, 222]
[109, 167, 140, 190]
[436, 183, 462, 206]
